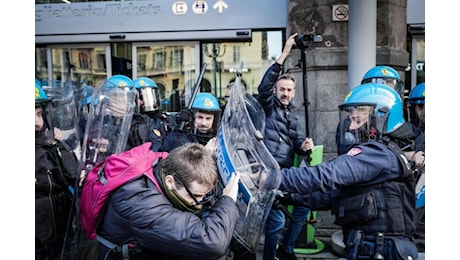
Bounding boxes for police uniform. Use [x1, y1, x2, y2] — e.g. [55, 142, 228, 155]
[279, 140, 418, 260]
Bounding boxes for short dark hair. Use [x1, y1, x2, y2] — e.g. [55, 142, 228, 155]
[161, 143, 217, 189]
[276, 73, 296, 85]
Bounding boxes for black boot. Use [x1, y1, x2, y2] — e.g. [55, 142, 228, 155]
[276, 244, 298, 260]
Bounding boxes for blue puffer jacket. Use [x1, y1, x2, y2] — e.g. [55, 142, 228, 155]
[97, 168, 238, 260]
[257, 63, 308, 168]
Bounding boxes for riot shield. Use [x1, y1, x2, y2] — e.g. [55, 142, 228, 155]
[79, 79, 136, 173]
[215, 73, 280, 253]
[42, 80, 81, 155]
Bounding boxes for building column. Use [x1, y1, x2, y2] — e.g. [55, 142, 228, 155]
[348, 0, 376, 90]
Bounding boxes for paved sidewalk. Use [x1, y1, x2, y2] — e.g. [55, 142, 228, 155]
[252, 210, 425, 260]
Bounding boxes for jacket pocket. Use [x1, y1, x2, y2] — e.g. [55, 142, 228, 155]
[332, 192, 378, 226]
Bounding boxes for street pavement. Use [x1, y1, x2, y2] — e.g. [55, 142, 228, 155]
[251, 210, 425, 260]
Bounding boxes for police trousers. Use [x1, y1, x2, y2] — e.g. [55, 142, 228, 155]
[345, 230, 418, 260]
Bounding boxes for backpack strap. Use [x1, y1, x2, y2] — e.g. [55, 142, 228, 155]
[146, 158, 163, 193]
[97, 164, 107, 184]
[96, 235, 130, 260]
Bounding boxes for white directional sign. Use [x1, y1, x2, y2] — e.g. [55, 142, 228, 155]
[213, 0, 228, 14]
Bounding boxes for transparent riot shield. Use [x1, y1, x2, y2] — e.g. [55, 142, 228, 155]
[42, 80, 81, 155]
[75, 83, 94, 145]
[215, 74, 280, 253]
[79, 79, 136, 174]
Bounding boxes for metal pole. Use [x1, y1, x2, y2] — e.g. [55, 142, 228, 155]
[301, 50, 312, 165]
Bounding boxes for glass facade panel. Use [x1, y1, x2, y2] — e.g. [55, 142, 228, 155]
[35, 30, 284, 113]
[135, 43, 198, 112]
[36, 45, 108, 88]
[202, 31, 282, 102]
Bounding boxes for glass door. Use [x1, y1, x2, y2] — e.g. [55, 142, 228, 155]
[35, 44, 110, 89]
[133, 42, 200, 113]
[35, 44, 111, 158]
[201, 31, 283, 107]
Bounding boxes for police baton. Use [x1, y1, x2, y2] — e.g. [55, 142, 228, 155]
[178, 63, 207, 131]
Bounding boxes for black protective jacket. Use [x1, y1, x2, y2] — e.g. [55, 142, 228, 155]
[35, 133, 78, 259]
[126, 113, 163, 152]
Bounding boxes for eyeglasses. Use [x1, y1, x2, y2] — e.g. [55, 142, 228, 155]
[173, 173, 209, 206]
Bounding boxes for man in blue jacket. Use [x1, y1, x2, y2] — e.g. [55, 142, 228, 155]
[257, 33, 314, 260]
[97, 142, 240, 259]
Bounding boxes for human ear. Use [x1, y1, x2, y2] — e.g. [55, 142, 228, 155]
[165, 175, 175, 190]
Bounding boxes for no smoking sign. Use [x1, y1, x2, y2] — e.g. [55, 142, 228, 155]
[332, 5, 349, 21]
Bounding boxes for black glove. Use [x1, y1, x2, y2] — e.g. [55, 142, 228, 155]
[272, 190, 294, 210]
[176, 108, 193, 124]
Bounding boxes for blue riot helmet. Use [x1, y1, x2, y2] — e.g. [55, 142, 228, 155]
[105, 75, 134, 89]
[77, 84, 95, 119]
[133, 77, 162, 117]
[191, 92, 222, 144]
[407, 82, 425, 128]
[35, 79, 42, 90]
[338, 83, 412, 147]
[35, 80, 46, 102]
[80, 76, 136, 167]
[35, 81, 55, 142]
[103, 75, 136, 117]
[408, 83, 425, 105]
[78, 84, 94, 107]
[361, 66, 405, 99]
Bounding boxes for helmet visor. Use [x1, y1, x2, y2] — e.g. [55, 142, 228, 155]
[362, 77, 405, 98]
[138, 87, 161, 113]
[338, 105, 373, 146]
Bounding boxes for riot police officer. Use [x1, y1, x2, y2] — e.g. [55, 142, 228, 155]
[278, 83, 421, 260]
[361, 65, 405, 99]
[133, 77, 175, 143]
[162, 92, 222, 152]
[35, 81, 79, 259]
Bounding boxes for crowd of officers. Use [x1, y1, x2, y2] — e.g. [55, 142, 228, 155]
[36, 36, 425, 260]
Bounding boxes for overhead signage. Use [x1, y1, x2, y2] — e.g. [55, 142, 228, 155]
[36, 0, 287, 36]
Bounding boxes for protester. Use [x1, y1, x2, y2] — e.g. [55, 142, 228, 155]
[256, 32, 314, 260]
[96, 142, 240, 259]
